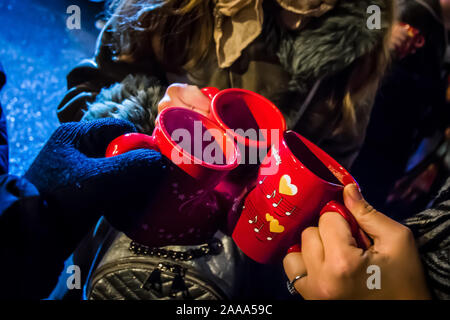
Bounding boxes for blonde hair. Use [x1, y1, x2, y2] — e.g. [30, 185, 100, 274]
[334, 4, 395, 136]
[106, 0, 213, 71]
[337, 34, 393, 135]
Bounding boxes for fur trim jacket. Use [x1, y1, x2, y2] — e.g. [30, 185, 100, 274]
[57, 0, 392, 169]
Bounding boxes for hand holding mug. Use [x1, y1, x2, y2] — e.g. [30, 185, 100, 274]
[158, 83, 211, 117]
[389, 22, 409, 51]
[283, 184, 431, 300]
[392, 23, 425, 59]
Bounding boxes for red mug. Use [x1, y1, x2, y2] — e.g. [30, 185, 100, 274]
[201, 87, 286, 155]
[201, 87, 287, 232]
[232, 131, 367, 264]
[105, 107, 241, 246]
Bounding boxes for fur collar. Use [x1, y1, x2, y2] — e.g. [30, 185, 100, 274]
[276, 0, 392, 94]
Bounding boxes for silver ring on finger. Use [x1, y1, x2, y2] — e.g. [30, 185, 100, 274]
[287, 273, 307, 296]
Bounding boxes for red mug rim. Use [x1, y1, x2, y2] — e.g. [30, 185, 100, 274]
[282, 131, 356, 188]
[157, 107, 241, 171]
[210, 88, 287, 149]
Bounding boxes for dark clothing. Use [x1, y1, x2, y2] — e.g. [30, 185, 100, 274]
[404, 177, 450, 300]
[0, 62, 8, 175]
[351, 0, 448, 212]
[0, 62, 5, 90]
[0, 109, 7, 175]
[0, 174, 72, 299]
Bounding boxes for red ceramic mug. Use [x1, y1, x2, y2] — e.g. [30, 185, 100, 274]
[201, 87, 287, 232]
[232, 131, 367, 264]
[201, 87, 286, 157]
[105, 107, 241, 246]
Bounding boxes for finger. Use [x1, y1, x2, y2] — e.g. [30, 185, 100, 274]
[178, 85, 211, 115]
[343, 184, 405, 243]
[283, 252, 308, 295]
[319, 212, 361, 257]
[158, 93, 184, 110]
[301, 227, 324, 270]
[75, 118, 137, 157]
[158, 85, 210, 116]
[397, 30, 409, 41]
[158, 84, 187, 112]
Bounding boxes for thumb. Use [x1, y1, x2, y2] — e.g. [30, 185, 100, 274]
[343, 184, 403, 243]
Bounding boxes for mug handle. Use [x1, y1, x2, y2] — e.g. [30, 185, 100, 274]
[287, 201, 369, 254]
[105, 133, 159, 157]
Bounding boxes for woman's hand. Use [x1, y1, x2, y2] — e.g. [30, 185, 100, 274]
[389, 23, 410, 51]
[158, 83, 211, 117]
[283, 184, 431, 300]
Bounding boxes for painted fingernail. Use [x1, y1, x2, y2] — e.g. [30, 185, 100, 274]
[348, 183, 363, 201]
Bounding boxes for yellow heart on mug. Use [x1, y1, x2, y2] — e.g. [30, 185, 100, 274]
[269, 219, 285, 234]
[279, 174, 298, 196]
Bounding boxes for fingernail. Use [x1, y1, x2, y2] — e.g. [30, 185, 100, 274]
[348, 183, 363, 201]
